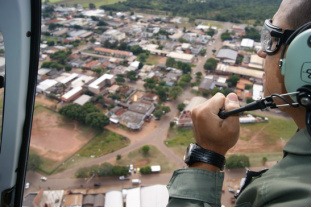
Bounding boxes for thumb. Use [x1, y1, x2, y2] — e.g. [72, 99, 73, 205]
[225, 93, 240, 111]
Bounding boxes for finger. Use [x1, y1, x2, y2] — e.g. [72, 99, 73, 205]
[225, 93, 240, 111]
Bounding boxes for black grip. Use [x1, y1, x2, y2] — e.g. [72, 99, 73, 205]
[218, 110, 228, 119]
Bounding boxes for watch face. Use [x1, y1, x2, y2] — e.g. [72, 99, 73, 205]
[184, 143, 195, 164]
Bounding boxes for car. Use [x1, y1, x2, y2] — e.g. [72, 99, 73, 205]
[119, 176, 130, 180]
[40, 177, 47, 181]
[129, 164, 134, 171]
[131, 179, 141, 185]
[25, 182, 30, 189]
[94, 183, 101, 187]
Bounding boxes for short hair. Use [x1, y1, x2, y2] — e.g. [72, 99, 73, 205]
[286, 0, 311, 29]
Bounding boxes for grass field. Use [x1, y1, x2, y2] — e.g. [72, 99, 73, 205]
[78, 130, 130, 157]
[240, 113, 296, 143]
[114, 145, 178, 173]
[48, 0, 126, 8]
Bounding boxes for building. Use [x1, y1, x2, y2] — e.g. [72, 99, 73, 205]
[216, 48, 238, 64]
[216, 63, 264, 79]
[199, 76, 214, 92]
[62, 193, 83, 207]
[100, 29, 126, 42]
[88, 74, 115, 95]
[94, 47, 133, 59]
[37, 79, 58, 93]
[61, 86, 83, 102]
[128, 102, 155, 117]
[241, 38, 255, 49]
[71, 75, 94, 88]
[178, 96, 207, 127]
[73, 94, 92, 106]
[248, 54, 264, 70]
[59, 73, 79, 86]
[167, 52, 194, 63]
[119, 111, 145, 130]
[104, 191, 123, 207]
[253, 84, 264, 100]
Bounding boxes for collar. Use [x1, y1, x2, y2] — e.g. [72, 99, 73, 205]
[283, 128, 311, 155]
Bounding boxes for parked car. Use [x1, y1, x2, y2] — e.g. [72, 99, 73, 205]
[228, 189, 235, 194]
[119, 176, 130, 180]
[94, 183, 101, 187]
[25, 182, 30, 189]
[131, 179, 141, 185]
[40, 177, 47, 181]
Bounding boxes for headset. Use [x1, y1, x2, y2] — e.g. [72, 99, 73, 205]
[219, 21, 311, 136]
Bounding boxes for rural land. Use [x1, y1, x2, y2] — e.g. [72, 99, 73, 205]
[0, 0, 295, 206]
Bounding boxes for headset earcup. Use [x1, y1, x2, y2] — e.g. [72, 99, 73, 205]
[281, 29, 311, 101]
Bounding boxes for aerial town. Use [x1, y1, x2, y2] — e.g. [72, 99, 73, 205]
[0, 3, 287, 207]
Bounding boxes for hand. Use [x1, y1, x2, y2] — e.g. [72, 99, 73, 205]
[191, 93, 240, 156]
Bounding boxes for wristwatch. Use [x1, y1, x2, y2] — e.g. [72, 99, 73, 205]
[184, 143, 226, 170]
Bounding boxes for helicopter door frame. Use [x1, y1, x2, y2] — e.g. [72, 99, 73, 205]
[0, 0, 41, 206]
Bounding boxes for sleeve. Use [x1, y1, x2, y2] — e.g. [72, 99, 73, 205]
[167, 168, 224, 207]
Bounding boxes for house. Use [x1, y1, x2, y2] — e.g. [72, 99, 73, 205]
[248, 54, 264, 70]
[163, 69, 183, 86]
[36, 79, 58, 93]
[71, 75, 94, 88]
[127, 61, 140, 71]
[88, 74, 115, 95]
[216, 48, 238, 65]
[108, 85, 120, 94]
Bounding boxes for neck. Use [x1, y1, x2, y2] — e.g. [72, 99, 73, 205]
[282, 106, 306, 129]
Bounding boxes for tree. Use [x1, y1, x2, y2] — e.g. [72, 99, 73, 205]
[75, 167, 90, 178]
[170, 121, 175, 127]
[65, 65, 72, 72]
[246, 97, 254, 104]
[85, 113, 110, 129]
[141, 145, 150, 156]
[27, 153, 43, 171]
[227, 75, 240, 87]
[97, 20, 108, 26]
[89, 3, 96, 9]
[115, 75, 125, 83]
[177, 103, 186, 111]
[130, 45, 143, 55]
[166, 57, 176, 67]
[116, 154, 122, 160]
[90, 37, 96, 43]
[221, 30, 233, 41]
[157, 86, 167, 102]
[200, 49, 207, 56]
[204, 58, 219, 70]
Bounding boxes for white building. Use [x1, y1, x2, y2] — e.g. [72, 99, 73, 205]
[253, 84, 264, 100]
[167, 52, 194, 63]
[73, 94, 92, 106]
[241, 38, 255, 48]
[88, 74, 114, 94]
[105, 191, 123, 207]
[37, 79, 58, 93]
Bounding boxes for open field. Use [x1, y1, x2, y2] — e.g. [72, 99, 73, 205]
[146, 54, 166, 66]
[113, 145, 178, 173]
[166, 113, 296, 167]
[30, 106, 99, 173]
[48, 0, 126, 7]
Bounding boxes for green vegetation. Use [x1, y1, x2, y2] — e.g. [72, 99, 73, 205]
[48, 0, 126, 8]
[140, 166, 152, 174]
[101, 0, 281, 23]
[59, 103, 110, 129]
[166, 57, 191, 74]
[27, 152, 43, 171]
[75, 162, 129, 178]
[78, 131, 130, 157]
[115, 145, 177, 173]
[141, 145, 150, 156]
[227, 75, 240, 87]
[204, 58, 219, 71]
[226, 154, 250, 169]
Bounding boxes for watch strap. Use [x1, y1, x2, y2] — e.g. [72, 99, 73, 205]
[187, 144, 226, 170]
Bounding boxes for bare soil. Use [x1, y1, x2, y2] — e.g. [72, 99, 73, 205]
[30, 106, 96, 162]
